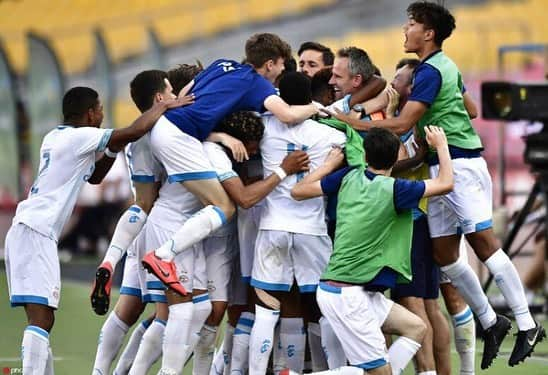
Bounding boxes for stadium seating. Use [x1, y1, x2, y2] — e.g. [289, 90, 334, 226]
[0, 0, 335, 75]
[320, 0, 548, 77]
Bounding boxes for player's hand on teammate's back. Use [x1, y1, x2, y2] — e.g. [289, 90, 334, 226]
[323, 146, 345, 171]
[164, 94, 195, 109]
[424, 125, 447, 150]
[281, 150, 310, 175]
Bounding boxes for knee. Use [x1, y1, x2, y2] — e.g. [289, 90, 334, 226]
[207, 302, 228, 326]
[28, 311, 55, 332]
[406, 314, 427, 343]
[220, 200, 236, 220]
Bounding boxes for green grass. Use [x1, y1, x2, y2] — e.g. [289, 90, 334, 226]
[1, 272, 547, 374]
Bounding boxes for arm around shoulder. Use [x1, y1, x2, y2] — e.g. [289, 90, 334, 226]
[263, 95, 318, 125]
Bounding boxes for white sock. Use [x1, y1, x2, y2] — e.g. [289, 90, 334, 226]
[22, 326, 50, 375]
[485, 249, 536, 330]
[128, 318, 166, 375]
[222, 324, 235, 375]
[388, 336, 421, 375]
[451, 306, 476, 375]
[183, 294, 214, 364]
[103, 205, 147, 268]
[193, 324, 218, 375]
[155, 205, 226, 261]
[319, 317, 347, 369]
[231, 313, 254, 375]
[45, 346, 54, 375]
[273, 323, 285, 374]
[210, 347, 225, 375]
[280, 318, 306, 373]
[308, 322, 328, 371]
[114, 319, 150, 375]
[417, 371, 437, 375]
[249, 305, 280, 375]
[307, 366, 364, 375]
[441, 258, 497, 329]
[93, 312, 129, 374]
[161, 302, 194, 374]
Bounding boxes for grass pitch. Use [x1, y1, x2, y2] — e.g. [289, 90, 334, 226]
[1, 272, 547, 374]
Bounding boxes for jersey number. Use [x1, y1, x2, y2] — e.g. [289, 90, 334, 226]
[30, 151, 51, 194]
[218, 61, 236, 73]
[287, 143, 308, 181]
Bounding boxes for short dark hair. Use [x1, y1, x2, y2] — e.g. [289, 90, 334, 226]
[245, 33, 292, 68]
[395, 58, 421, 71]
[311, 67, 335, 104]
[168, 63, 203, 95]
[407, 1, 456, 46]
[298, 41, 335, 66]
[363, 127, 400, 170]
[62, 86, 99, 122]
[130, 70, 168, 113]
[279, 72, 312, 106]
[216, 111, 264, 142]
[337, 47, 376, 82]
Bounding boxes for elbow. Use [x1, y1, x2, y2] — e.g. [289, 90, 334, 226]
[239, 199, 254, 209]
[290, 188, 304, 201]
[468, 110, 478, 119]
[442, 179, 454, 194]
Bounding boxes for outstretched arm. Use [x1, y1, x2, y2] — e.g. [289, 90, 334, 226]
[263, 95, 318, 125]
[422, 126, 453, 197]
[291, 147, 344, 201]
[222, 150, 310, 208]
[323, 100, 427, 135]
[107, 95, 194, 151]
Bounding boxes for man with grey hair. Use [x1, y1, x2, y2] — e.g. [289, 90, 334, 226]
[328, 47, 386, 120]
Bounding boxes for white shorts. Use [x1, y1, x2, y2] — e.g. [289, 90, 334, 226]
[251, 230, 332, 293]
[150, 116, 216, 183]
[141, 220, 203, 302]
[237, 205, 262, 282]
[428, 157, 493, 238]
[203, 233, 237, 302]
[316, 283, 392, 370]
[439, 237, 470, 284]
[5, 223, 61, 309]
[126, 135, 163, 184]
[120, 234, 143, 299]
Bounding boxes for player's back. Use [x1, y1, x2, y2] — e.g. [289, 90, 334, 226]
[163, 59, 276, 142]
[259, 115, 346, 235]
[14, 125, 112, 240]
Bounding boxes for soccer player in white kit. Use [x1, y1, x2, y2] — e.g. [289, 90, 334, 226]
[248, 72, 347, 375]
[4, 86, 185, 374]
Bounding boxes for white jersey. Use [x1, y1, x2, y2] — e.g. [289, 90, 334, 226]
[259, 115, 346, 235]
[13, 125, 112, 241]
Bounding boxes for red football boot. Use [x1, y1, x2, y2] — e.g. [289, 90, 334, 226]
[141, 251, 188, 295]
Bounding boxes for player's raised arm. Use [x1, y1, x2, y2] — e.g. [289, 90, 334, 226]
[422, 125, 453, 197]
[291, 147, 344, 201]
[263, 95, 318, 125]
[107, 95, 194, 152]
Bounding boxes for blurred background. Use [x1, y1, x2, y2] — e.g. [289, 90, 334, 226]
[0, 0, 547, 372]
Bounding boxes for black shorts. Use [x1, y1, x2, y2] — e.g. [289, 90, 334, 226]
[391, 215, 440, 300]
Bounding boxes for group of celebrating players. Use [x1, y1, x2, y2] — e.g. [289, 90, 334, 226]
[4, 1, 546, 375]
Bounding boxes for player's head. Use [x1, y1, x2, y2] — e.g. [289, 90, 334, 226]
[216, 111, 264, 157]
[363, 127, 400, 171]
[391, 58, 420, 106]
[279, 72, 312, 106]
[167, 62, 203, 95]
[245, 33, 292, 83]
[62, 86, 103, 128]
[297, 41, 335, 77]
[405, 1, 456, 52]
[329, 47, 375, 98]
[130, 70, 175, 113]
[311, 67, 336, 106]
